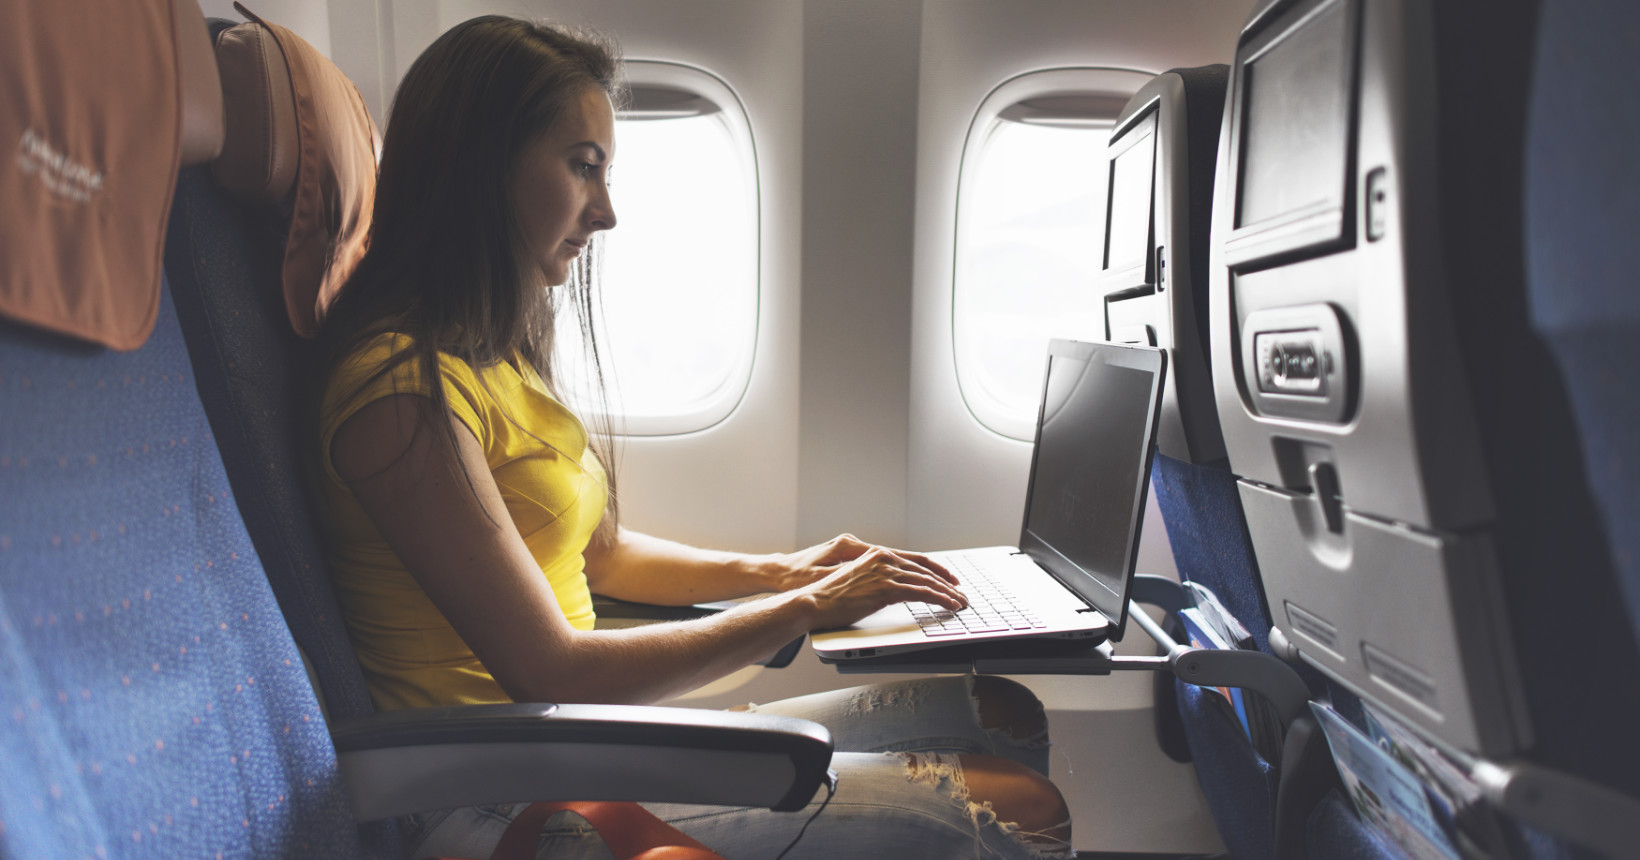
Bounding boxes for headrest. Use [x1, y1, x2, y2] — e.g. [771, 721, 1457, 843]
[212, 2, 377, 338]
[0, 0, 224, 350]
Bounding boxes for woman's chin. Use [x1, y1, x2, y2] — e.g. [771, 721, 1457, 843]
[536, 263, 572, 287]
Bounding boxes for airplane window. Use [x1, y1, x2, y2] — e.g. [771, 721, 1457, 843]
[553, 63, 758, 436]
[953, 69, 1152, 441]
[956, 120, 1110, 439]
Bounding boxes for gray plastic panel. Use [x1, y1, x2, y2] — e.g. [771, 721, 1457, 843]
[1206, 0, 1521, 764]
[1238, 480, 1529, 757]
[1102, 72, 1226, 465]
[1210, 0, 1493, 532]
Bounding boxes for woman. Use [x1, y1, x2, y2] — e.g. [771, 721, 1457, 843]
[310, 15, 1073, 859]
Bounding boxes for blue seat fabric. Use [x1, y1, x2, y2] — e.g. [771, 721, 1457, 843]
[1152, 453, 1275, 655]
[1428, 0, 1640, 804]
[1174, 679, 1279, 858]
[1154, 453, 1367, 860]
[164, 163, 376, 725]
[165, 161, 405, 858]
[1306, 791, 1413, 860]
[1155, 454, 1283, 860]
[0, 283, 363, 858]
[1523, 0, 1640, 658]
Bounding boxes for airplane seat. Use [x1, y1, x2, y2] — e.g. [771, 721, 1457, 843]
[1103, 64, 1278, 859]
[0, 277, 370, 860]
[1103, 64, 1360, 860]
[163, 9, 380, 726]
[1520, 1, 1640, 661]
[0, 1, 366, 855]
[1432, 0, 1640, 813]
[1474, 0, 1640, 849]
[1302, 792, 1406, 860]
[162, 12, 396, 851]
[1208, 0, 1639, 857]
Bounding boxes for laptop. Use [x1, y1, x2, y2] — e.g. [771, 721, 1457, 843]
[811, 339, 1167, 662]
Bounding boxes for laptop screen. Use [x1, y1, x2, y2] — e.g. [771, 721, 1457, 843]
[1018, 340, 1166, 640]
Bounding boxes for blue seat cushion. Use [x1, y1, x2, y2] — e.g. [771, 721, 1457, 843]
[1177, 679, 1279, 860]
[0, 283, 361, 858]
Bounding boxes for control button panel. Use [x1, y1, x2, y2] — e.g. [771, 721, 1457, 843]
[1255, 329, 1328, 396]
[1241, 303, 1353, 424]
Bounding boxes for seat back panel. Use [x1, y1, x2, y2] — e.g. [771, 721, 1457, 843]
[0, 286, 362, 859]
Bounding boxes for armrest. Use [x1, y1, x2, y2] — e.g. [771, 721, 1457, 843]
[332, 703, 834, 821]
[1474, 759, 1640, 860]
[1129, 573, 1189, 616]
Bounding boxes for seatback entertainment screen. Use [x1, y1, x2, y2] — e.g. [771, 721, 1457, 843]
[1234, 0, 1355, 244]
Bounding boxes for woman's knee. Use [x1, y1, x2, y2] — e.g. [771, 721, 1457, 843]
[954, 753, 1072, 849]
[970, 675, 1049, 742]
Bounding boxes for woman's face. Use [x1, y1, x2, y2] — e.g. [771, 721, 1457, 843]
[513, 87, 618, 287]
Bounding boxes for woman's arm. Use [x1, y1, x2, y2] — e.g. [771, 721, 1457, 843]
[581, 529, 785, 605]
[330, 394, 964, 706]
[584, 528, 949, 606]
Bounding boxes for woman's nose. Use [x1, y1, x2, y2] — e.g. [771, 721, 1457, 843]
[589, 185, 617, 232]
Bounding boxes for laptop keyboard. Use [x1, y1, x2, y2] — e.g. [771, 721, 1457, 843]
[908, 553, 1047, 637]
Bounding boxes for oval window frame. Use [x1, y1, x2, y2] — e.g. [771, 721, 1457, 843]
[564, 60, 761, 437]
[951, 67, 1155, 441]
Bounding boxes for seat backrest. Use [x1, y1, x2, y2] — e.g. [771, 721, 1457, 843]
[1100, 65, 1284, 654]
[1100, 64, 1283, 860]
[165, 10, 381, 724]
[0, 283, 366, 860]
[0, 3, 365, 855]
[1207, 0, 1638, 854]
[1506, 1, 1640, 847]
[1521, 0, 1640, 676]
[1101, 64, 1369, 860]
[162, 13, 404, 854]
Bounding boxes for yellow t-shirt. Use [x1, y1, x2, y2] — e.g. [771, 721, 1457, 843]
[314, 333, 606, 710]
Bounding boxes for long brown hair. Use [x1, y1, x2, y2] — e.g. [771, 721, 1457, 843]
[315, 16, 626, 543]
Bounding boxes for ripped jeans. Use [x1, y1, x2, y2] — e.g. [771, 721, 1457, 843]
[405, 676, 1073, 859]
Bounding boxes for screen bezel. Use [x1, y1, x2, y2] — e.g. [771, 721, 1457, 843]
[1223, 0, 1361, 268]
[1015, 339, 1167, 641]
[1101, 109, 1159, 291]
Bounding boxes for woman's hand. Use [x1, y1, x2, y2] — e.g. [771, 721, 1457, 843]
[772, 533, 956, 593]
[794, 545, 968, 630]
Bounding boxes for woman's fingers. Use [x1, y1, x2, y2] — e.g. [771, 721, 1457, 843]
[776, 534, 871, 589]
[895, 579, 966, 611]
[814, 533, 870, 565]
[853, 550, 966, 608]
[878, 547, 957, 585]
[793, 535, 956, 590]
